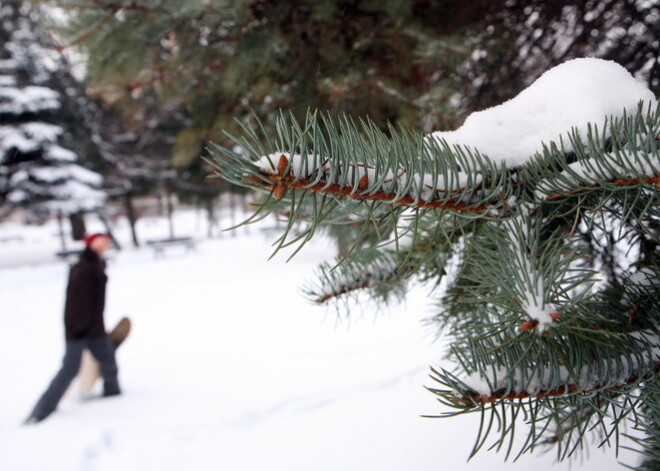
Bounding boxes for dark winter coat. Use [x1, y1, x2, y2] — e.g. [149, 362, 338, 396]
[64, 248, 107, 341]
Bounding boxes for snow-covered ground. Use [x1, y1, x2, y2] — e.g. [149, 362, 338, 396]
[0, 208, 638, 470]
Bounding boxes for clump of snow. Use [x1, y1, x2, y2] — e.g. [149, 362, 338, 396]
[429, 58, 657, 166]
[19, 122, 63, 142]
[0, 126, 38, 156]
[10, 164, 102, 186]
[254, 152, 322, 179]
[7, 177, 105, 213]
[0, 75, 15, 86]
[520, 285, 558, 333]
[45, 145, 77, 163]
[7, 164, 105, 213]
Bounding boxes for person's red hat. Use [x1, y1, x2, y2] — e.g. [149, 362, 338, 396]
[84, 233, 110, 248]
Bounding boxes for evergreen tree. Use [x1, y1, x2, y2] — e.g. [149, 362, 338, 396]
[209, 58, 660, 466]
[40, 0, 658, 248]
[41, 0, 659, 144]
[459, 0, 660, 118]
[91, 88, 194, 246]
[39, 0, 484, 165]
[0, 0, 105, 221]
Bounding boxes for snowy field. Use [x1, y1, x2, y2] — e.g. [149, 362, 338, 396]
[0, 208, 638, 470]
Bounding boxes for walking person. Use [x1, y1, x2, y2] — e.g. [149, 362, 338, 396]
[26, 233, 120, 423]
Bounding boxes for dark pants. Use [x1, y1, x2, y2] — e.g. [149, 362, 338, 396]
[29, 336, 120, 422]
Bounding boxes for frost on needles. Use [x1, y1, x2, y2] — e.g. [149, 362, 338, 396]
[209, 58, 660, 465]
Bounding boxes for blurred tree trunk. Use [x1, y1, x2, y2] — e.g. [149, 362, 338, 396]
[123, 192, 140, 247]
[56, 211, 67, 252]
[166, 185, 175, 239]
[205, 198, 219, 238]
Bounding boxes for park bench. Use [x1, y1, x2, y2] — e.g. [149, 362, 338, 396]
[0, 234, 24, 243]
[145, 236, 196, 256]
[55, 249, 83, 262]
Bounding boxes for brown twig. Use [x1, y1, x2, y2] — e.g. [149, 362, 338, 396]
[545, 175, 660, 201]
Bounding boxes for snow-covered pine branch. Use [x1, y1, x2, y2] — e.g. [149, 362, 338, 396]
[303, 215, 458, 305]
[304, 249, 406, 305]
[214, 127, 504, 215]
[210, 57, 660, 464]
[210, 59, 658, 232]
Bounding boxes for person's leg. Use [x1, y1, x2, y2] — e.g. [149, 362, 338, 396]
[88, 336, 120, 396]
[27, 340, 85, 422]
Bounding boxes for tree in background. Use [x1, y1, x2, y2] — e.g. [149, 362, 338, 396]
[91, 89, 196, 246]
[39, 0, 478, 160]
[459, 0, 659, 117]
[43, 0, 659, 137]
[40, 0, 657, 250]
[38, 0, 481, 247]
[209, 58, 660, 467]
[0, 0, 105, 228]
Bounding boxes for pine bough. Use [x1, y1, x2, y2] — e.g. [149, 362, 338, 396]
[208, 77, 660, 465]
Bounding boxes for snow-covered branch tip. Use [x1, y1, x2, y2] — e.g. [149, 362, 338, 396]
[517, 311, 562, 334]
[449, 363, 660, 407]
[436, 328, 660, 407]
[246, 152, 493, 214]
[305, 250, 411, 304]
[537, 140, 660, 202]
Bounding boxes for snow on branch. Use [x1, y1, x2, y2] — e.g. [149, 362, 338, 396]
[0, 122, 65, 157]
[503, 214, 561, 334]
[304, 250, 404, 305]
[440, 328, 660, 406]
[10, 164, 103, 186]
[0, 86, 60, 114]
[432, 267, 660, 407]
[429, 58, 657, 167]
[211, 59, 658, 224]
[249, 151, 492, 213]
[535, 119, 660, 200]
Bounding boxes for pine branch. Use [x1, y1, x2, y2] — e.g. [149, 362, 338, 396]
[303, 214, 458, 305]
[532, 105, 660, 202]
[246, 153, 495, 213]
[206, 103, 660, 462]
[630, 379, 660, 469]
[207, 111, 513, 222]
[304, 248, 407, 305]
[209, 106, 660, 231]
[426, 330, 660, 460]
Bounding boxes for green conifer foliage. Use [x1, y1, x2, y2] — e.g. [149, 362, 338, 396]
[39, 0, 496, 167]
[207, 59, 660, 466]
[40, 0, 658, 174]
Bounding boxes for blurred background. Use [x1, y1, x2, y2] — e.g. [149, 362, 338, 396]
[1, 0, 658, 240]
[1, 1, 658, 470]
